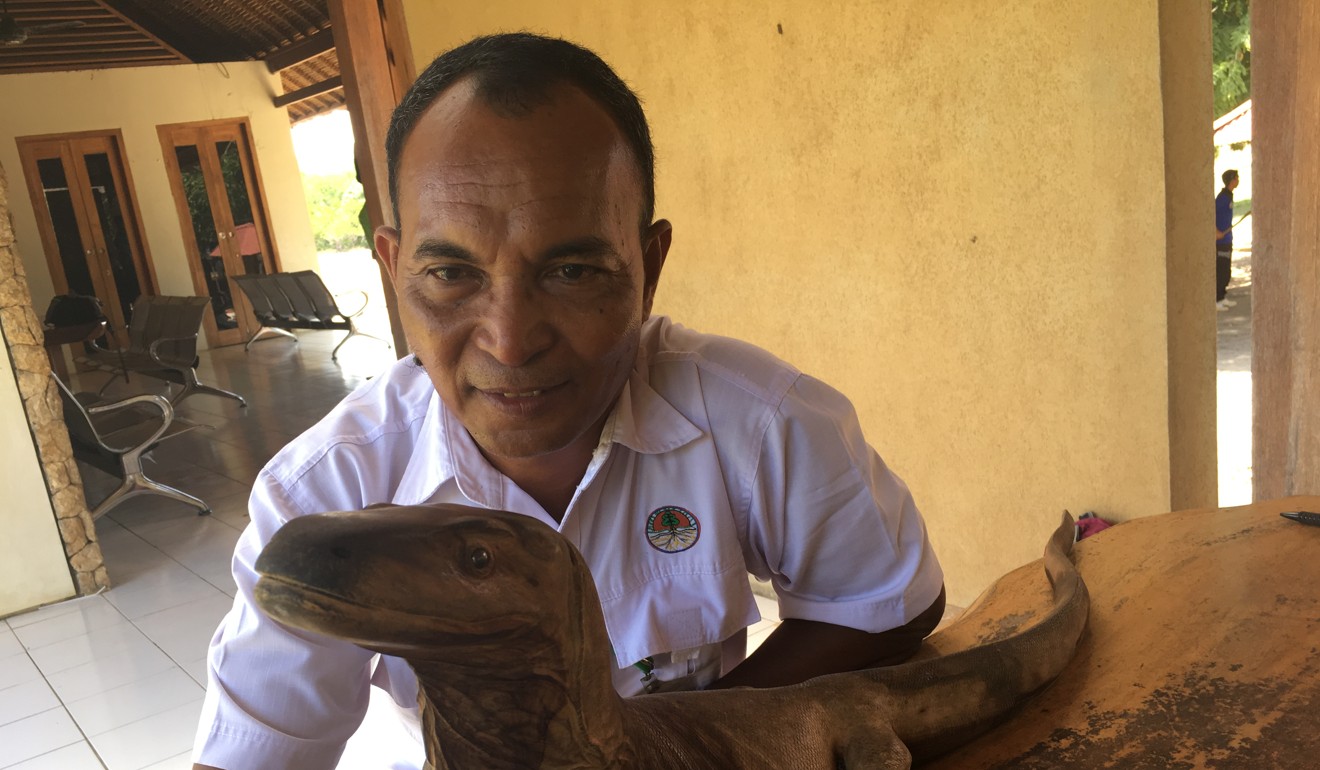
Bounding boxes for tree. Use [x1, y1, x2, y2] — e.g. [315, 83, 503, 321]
[1212, 0, 1250, 119]
[301, 172, 369, 252]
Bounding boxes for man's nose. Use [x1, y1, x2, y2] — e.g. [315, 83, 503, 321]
[473, 282, 554, 367]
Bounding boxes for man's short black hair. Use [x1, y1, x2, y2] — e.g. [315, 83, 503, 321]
[384, 33, 655, 234]
[1222, 169, 1239, 186]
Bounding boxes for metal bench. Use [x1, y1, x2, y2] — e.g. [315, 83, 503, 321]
[83, 295, 247, 408]
[232, 270, 388, 361]
[54, 372, 211, 520]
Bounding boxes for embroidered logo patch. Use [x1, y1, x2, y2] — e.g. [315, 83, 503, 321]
[645, 506, 701, 553]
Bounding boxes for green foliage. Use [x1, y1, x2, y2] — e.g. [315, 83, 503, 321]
[1212, 0, 1251, 119]
[302, 171, 369, 252]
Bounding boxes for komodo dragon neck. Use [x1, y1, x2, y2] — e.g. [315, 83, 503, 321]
[415, 552, 634, 770]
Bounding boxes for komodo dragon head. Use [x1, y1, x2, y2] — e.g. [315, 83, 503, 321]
[255, 504, 629, 769]
[254, 505, 595, 660]
[254, 506, 1088, 770]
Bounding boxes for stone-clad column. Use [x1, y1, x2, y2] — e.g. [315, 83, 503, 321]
[1253, 0, 1320, 499]
[0, 163, 108, 595]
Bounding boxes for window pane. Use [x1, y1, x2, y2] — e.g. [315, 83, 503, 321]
[82, 152, 141, 323]
[37, 157, 95, 298]
[215, 140, 266, 276]
[175, 144, 236, 329]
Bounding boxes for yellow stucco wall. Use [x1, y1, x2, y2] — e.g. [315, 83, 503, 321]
[401, 1, 1197, 605]
[0, 62, 317, 348]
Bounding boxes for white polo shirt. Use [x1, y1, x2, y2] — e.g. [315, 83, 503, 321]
[193, 316, 943, 770]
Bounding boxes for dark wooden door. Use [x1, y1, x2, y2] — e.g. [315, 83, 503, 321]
[158, 119, 279, 347]
[17, 131, 156, 336]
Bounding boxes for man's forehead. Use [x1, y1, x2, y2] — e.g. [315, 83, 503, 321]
[402, 78, 628, 171]
[395, 78, 642, 223]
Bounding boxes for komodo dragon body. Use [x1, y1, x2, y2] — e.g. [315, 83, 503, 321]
[253, 505, 1088, 770]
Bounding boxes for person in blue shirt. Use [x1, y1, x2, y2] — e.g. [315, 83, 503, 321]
[1215, 169, 1238, 311]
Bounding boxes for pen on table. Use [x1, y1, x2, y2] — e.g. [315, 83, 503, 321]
[1280, 511, 1320, 527]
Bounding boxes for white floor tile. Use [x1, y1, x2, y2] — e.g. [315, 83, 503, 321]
[11, 599, 126, 652]
[102, 564, 228, 621]
[5, 595, 107, 630]
[65, 667, 203, 737]
[0, 630, 20, 659]
[0, 707, 82, 768]
[0, 652, 41, 691]
[86, 699, 202, 770]
[130, 596, 232, 665]
[43, 642, 175, 703]
[136, 752, 192, 770]
[0, 678, 60, 728]
[5, 741, 105, 770]
[26, 622, 154, 678]
[180, 657, 209, 688]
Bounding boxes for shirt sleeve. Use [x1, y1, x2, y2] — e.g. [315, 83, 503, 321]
[742, 374, 943, 633]
[193, 472, 375, 770]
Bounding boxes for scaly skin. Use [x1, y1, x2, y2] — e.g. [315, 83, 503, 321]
[254, 505, 1087, 770]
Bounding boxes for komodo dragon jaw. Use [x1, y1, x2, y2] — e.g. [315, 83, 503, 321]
[255, 506, 1088, 770]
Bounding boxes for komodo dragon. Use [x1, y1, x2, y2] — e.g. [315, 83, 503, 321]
[253, 505, 1089, 769]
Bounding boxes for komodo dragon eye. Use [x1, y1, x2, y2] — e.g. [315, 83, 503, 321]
[469, 546, 492, 571]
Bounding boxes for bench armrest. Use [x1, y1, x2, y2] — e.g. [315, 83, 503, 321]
[87, 393, 175, 450]
[148, 335, 199, 365]
[332, 289, 369, 319]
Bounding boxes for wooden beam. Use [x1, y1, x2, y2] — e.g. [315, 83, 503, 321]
[328, 0, 410, 356]
[273, 75, 343, 108]
[87, 0, 188, 61]
[1253, 0, 1320, 498]
[0, 50, 179, 65]
[263, 27, 335, 72]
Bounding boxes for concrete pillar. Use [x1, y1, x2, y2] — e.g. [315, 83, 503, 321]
[1252, 0, 1320, 498]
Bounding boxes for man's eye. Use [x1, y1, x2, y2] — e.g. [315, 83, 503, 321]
[553, 264, 592, 281]
[427, 266, 466, 282]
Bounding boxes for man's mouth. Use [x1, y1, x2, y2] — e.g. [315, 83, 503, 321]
[497, 389, 544, 398]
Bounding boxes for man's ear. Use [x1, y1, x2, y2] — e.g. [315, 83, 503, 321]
[376, 226, 403, 283]
[641, 219, 672, 317]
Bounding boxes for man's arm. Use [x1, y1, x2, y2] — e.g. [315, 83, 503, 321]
[710, 586, 946, 689]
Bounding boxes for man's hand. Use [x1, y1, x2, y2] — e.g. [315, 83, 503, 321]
[709, 586, 946, 689]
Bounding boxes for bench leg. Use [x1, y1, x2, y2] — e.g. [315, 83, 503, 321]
[331, 322, 392, 362]
[169, 370, 248, 408]
[90, 471, 211, 520]
[245, 326, 298, 351]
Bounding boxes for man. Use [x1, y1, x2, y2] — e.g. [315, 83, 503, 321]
[193, 33, 943, 770]
[1216, 169, 1238, 311]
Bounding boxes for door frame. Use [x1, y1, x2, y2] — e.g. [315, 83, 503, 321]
[15, 128, 159, 333]
[157, 117, 283, 347]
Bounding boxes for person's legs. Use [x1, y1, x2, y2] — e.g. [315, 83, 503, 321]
[1216, 248, 1232, 302]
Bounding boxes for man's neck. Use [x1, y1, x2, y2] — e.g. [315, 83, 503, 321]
[482, 420, 609, 522]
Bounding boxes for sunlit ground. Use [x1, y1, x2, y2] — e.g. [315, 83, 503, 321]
[315, 247, 396, 378]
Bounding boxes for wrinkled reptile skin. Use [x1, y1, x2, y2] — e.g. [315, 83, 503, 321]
[254, 505, 1087, 769]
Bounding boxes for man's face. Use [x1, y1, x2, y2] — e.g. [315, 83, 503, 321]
[378, 80, 670, 471]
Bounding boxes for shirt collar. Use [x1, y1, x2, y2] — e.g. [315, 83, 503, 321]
[390, 364, 703, 507]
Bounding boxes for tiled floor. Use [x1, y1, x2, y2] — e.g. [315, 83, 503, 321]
[1, 330, 783, 769]
[0, 331, 393, 769]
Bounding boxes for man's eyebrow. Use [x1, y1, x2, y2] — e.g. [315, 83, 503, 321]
[542, 236, 618, 262]
[410, 239, 477, 262]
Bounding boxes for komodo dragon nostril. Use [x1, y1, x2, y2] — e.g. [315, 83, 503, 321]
[330, 546, 351, 559]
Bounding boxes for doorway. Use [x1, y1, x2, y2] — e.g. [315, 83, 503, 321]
[158, 119, 280, 347]
[15, 131, 156, 336]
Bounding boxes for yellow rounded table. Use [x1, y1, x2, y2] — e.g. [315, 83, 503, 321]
[922, 496, 1320, 768]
